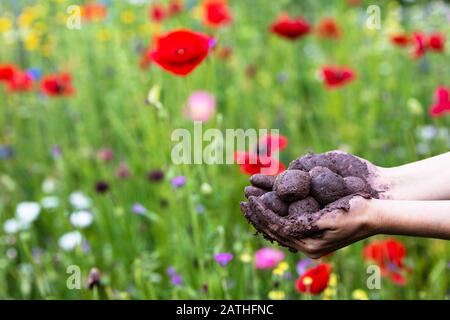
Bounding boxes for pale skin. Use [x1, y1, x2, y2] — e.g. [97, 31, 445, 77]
[243, 152, 450, 259]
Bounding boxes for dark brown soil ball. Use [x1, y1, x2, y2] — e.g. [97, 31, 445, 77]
[344, 176, 368, 194]
[249, 174, 276, 190]
[244, 186, 267, 198]
[309, 166, 348, 205]
[287, 158, 305, 171]
[325, 152, 369, 178]
[260, 191, 289, 216]
[295, 153, 337, 172]
[288, 196, 320, 217]
[273, 169, 311, 202]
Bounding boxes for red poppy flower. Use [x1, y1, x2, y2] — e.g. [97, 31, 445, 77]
[270, 14, 311, 40]
[234, 134, 288, 176]
[7, 70, 33, 92]
[411, 32, 427, 58]
[428, 32, 445, 53]
[202, 0, 232, 28]
[0, 64, 18, 83]
[150, 29, 213, 76]
[429, 86, 450, 117]
[40, 73, 74, 97]
[150, 3, 166, 22]
[320, 66, 356, 89]
[389, 33, 411, 47]
[168, 0, 183, 16]
[363, 238, 409, 285]
[82, 3, 107, 22]
[317, 17, 341, 39]
[295, 263, 332, 295]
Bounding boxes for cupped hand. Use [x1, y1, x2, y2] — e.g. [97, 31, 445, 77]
[241, 195, 376, 258]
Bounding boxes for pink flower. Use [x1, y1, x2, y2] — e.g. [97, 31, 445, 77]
[254, 247, 285, 269]
[183, 91, 216, 122]
[98, 148, 114, 162]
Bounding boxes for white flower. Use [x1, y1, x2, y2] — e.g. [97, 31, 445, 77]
[42, 178, 56, 193]
[58, 231, 83, 251]
[69, 191, 91, 210]
[16, 202, 40, 226]
[41, 196, 60, 209]
[70, 211, 93, 228]
[4, 219, 20, 234]
[416, 125, 438, 140]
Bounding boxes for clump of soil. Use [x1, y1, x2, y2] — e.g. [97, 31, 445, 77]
[273, 169, 311, 202]
[240, 151, 380, 250]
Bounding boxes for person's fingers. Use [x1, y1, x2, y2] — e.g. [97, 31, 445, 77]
[244, 186, 268, 198]
[249, 174, 276, 190]
[248, 196, 301, 251]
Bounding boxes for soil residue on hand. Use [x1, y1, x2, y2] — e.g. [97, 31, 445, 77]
[240, 151, 380, 250]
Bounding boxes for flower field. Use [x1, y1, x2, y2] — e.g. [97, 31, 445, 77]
[0, 0, 449, 300]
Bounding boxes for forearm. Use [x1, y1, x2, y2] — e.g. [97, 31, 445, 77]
[369, 199, 450, 240]
[380, 152, 450, 201]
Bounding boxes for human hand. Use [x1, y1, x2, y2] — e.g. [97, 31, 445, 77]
[241, 194, 376, 258]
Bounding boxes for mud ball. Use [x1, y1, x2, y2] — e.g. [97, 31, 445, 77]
[325, 152, 369, 178]
[344, 176, 368, 194]
[260, 191, 289, 216]
[273, 169, 311, 202]
[244, 186, 267, 198]
[250, 174, 276, 190]
[288, 196, 320, 217]
[295, 153, 337, 172]
[309, 166, 348, 205]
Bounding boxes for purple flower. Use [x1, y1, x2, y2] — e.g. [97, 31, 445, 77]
[148, 170, 164, 182]
[0, 145, 13, 159]
[52, 145, 61, 159]
[95, 181, 109, 193]
[296, 258, 313, 275]
[166, 267, 183, 286]
[171, 274, 183, 286]
[132, 203, 147, 215]
[195, 204, 205, 214]
[214, 252, 234, 267]
[166, 267, 177, 276]
[171, 176, 186, 188]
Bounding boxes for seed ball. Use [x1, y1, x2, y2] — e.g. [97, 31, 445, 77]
[250, 174, 276, 190]
[287, 158, 305, 171]
[297, 153, 337, 172]
[260, 191, 289, 216]
[325, 152, 368, 178]
[309, 166, 348, 205]
[288, 196, 320, 217]
[244, 186, 267, 198]
[344, 176, 368, 194]
[273, 169, 311, 202]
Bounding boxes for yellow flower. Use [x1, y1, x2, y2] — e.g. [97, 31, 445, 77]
[121, 10, 135, 25]
[0, 17, 13, 32]
[352, 289, 369, 300]
[329, 273, 337, 287]
[273, 261, 289, 276]
[268, 290, 285, 300]
[24, 32, 40, 51]
[239, 253, 252, 263]
[97, 28, 111, 42]
[18, 12, 34, 28]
